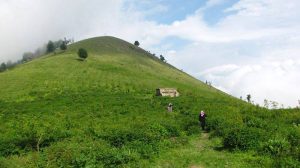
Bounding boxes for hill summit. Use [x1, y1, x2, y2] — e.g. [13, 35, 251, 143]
[0, 36, 224, 102]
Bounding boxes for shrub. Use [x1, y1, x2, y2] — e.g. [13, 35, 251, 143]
[0, 137, 19, 156]
[0, 118, 70, 156]
[134, 41, 140, 46]
[272, 157, 300, 168]
[159, 55, 165, 62]
[182, 119, 201, 135]
[60, 42, 67, 50]
[223, 127, 265, 150]
[78, 48, 88, 60]
[207, 116, 242, 137]
[102, 126, 166, 148]
[41, 140, 112, 167]
[243, 115, 267, 128]
[206, 117, 225, 133]
[288, 128, 300, 147]
[165, 122, 185, 135]
[47, 41, 55, 53]
[127, 140, 159, 159]
[288, 128, 300, 160]
[260, 138, 290, 157]
[97, 148, 138, 167]
[247, 94, 251, 103]
[0, 63, 7, 72]
[103, 130, 136, 148]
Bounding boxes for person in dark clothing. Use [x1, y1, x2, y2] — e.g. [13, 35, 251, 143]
[199, 111, 206, 130]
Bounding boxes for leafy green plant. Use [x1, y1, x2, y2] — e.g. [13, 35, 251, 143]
[261, 138, 290, 157]
[223, 127, 265, 150]
[78, 48, 88, 60]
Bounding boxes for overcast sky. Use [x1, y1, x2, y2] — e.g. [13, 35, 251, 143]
[1, 0, 300, 107]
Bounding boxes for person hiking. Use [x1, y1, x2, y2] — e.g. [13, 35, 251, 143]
[167, 103, 173, 112]
[199, 111, 206, 130]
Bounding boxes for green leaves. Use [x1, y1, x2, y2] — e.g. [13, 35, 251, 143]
[78, 48, 88, 60]
[261, 138, 290, 157]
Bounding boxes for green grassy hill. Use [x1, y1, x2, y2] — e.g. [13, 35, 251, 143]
[0, 36, 299, 167]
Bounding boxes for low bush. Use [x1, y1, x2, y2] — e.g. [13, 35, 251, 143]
[97, 148, 139, 167]
[260, 138, 290, 157]
[185, 125, 201, 136]
[161, 123, 182, 137]
[127, 140, 159, 159]
[288, 128, 300, 147]
[272, 157, 300, 168]
[223, 126, 266, 150]
[207, 116, 243, 137]
[77, 48, 88, 60]
[40, 139, 141, 167]
[243, 115, 267, 129]
[205, 117, 226, 135]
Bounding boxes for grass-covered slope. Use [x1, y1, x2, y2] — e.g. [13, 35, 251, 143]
[0, 36, 299, 167]
[0, 36, 225, 101]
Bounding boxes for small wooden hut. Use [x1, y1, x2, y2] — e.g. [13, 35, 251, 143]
[156, 88, 180, 97]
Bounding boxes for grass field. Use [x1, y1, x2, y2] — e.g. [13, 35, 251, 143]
[0, 36, 299, 167]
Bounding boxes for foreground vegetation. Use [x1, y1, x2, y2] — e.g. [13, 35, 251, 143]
[0, 36, 299, 167]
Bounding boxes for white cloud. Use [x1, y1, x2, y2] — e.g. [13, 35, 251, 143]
[204, 0, 226, 9]
[200, 59, 300, 107]
[164, 0, 300, 107]
[0, 0, 159, 62]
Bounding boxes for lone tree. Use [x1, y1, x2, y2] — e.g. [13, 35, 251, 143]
[78, 48, 88, 60]
[246, 94, 251, 103]
[0, 63, 7, 72]
[134, 41, 140, 47]
[159, 55, 166, 62]
[60, 41, 67, 50]
[47, 41, 55, 53]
